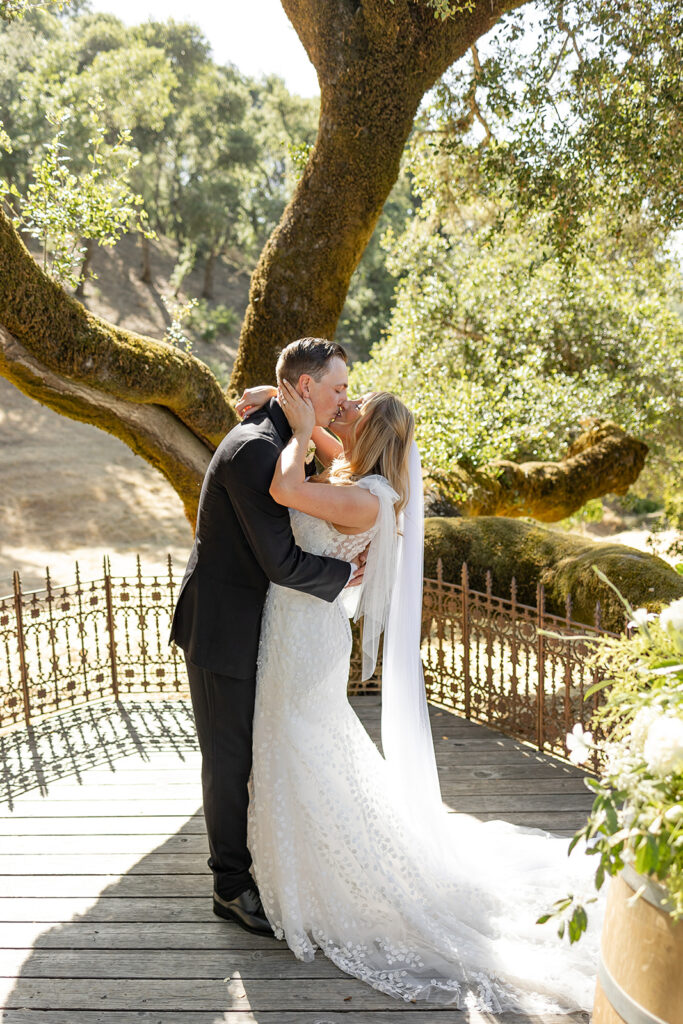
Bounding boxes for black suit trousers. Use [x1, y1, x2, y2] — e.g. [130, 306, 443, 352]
[185, 656, 256, 900]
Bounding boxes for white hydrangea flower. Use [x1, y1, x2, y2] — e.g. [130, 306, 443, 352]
[631, 706, 660, 751]
[643, 715, 683, 777]
[566, 723, 593, 765]
[603, 741, 639, 789]
[620, 805, 637, 828]
[638, 804, 659, 829]
[660, 598, 683, 636]
[664, 804, 683, 824]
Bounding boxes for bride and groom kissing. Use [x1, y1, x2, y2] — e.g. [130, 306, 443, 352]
[170, 337, 600, 1012]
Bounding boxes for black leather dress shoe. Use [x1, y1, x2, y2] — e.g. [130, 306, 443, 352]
[213, 886, 275, 936]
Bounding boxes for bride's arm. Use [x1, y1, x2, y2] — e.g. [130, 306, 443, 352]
[236, 384, 344, 467]
[235, 385, 276, 418]
[270, 383, 379, 531]
[310, 425, 343, 467]
[271, 436, 379, 530]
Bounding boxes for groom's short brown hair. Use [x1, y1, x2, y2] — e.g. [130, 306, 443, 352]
[276, 337, 347, 385]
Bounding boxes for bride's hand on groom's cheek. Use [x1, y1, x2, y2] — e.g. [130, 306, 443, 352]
[278, 379, 315, 437]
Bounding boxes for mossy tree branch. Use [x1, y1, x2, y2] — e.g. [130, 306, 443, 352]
[424, 421, 649, 521]
[0, 208, 239, 524]
[0, 209, 236, 448]
[424, 516, 683, 632]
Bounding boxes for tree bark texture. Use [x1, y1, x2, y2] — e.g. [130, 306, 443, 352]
[424, 516, 683, 632]
[230, 0, 528, 393]
[424, 421, 649, 521]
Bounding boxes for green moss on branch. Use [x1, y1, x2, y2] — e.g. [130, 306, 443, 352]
[0, 210, 236, 447]
[424, 516, 683, 632]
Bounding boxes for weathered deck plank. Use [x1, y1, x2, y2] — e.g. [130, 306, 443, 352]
[1, 922, 280, 949]
[0, 697, 592, 1023]
[0, 896, 216, 922]
[0, 976, 589, 1014]
[0, 1012, 580, 1023]
[0, 948, 350, 979]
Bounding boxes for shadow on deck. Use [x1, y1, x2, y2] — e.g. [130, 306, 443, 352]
[0, 697, 593, 1023]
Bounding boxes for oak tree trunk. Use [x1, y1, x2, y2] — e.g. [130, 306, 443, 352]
[0, 2, 654, 545]
[230, 0, 527, 393]
[202, 249, 216, 300]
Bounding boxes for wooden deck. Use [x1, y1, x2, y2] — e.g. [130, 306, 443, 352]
[0, 696, 593, 1023]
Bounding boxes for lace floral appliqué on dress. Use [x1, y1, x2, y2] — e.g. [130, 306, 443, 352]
[247, 475, 601, 1013]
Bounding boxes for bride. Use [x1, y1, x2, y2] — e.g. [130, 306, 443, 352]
[240, 379, 602, 1014]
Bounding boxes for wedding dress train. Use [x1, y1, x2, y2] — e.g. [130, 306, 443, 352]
[247, 478, 601, 1013]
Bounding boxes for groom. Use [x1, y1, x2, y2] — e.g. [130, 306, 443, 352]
[170, 338, 361, 935]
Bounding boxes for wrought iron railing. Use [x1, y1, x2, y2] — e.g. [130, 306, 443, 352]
[420, 562, 615, 761]
[0, 557, 185, 730]
[0, 555, 617, 762]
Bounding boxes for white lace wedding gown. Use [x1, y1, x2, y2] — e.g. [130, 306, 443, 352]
[247, 477, 602, 1014]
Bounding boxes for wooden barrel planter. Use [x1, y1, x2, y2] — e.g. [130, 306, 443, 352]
[594, 864, 683, 1024]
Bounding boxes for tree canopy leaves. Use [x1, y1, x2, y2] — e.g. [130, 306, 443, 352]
[433, 0, 683, 244]
[351, 132, 683, 489]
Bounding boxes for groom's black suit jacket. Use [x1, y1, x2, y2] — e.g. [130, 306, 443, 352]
[170, 399, 350, 678]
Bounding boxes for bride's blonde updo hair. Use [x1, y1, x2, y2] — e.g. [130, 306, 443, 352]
[327, 392, 414, 517]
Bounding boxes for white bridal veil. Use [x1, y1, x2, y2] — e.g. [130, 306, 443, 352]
[351, 442, 444, 826]
[380, 441, 444, 825]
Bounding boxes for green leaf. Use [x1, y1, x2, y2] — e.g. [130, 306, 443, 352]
[568, 905, 588, 944]
[568, 832, 584, 854]
[595, 861, 605, 890]
[584, 677, 615, 699]
[634, 834, 660, 876]
[604, 800, 619, 834]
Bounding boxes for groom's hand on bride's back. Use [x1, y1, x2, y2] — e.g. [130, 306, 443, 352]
[345, 543, 370, 589]
[346, 563, 365, 588]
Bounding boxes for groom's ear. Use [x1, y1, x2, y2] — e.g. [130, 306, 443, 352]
[298, 374, 311, 397]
